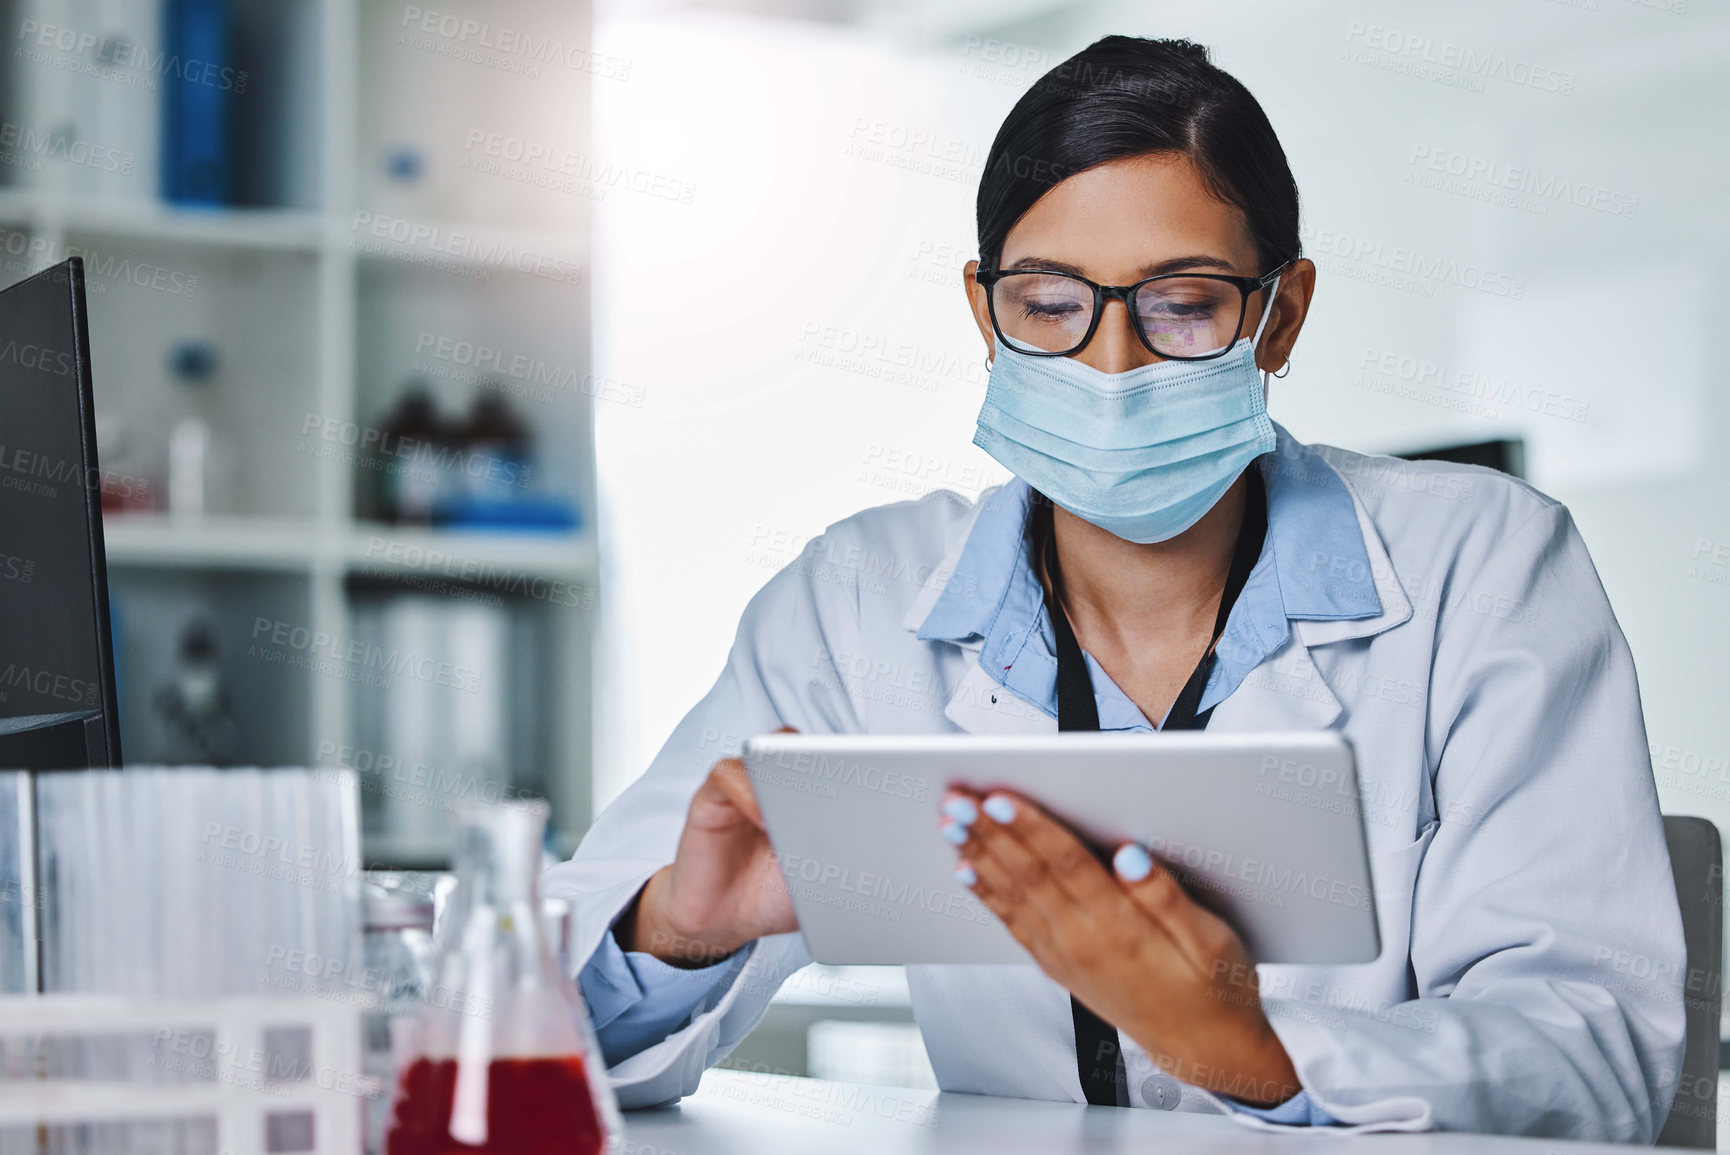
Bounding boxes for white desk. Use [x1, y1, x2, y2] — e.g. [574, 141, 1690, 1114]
[619, 1070, 1640, 1154]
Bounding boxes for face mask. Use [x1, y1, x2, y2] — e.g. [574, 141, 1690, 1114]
[972, 275, 1281, 544]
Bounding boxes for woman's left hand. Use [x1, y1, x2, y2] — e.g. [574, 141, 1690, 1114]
[941, 788, 1301, 1107]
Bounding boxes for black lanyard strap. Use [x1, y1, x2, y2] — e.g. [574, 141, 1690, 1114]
[1042, 472, 1267, 1106]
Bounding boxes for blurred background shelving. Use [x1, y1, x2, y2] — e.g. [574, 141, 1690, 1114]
[0, 0, 597, 864]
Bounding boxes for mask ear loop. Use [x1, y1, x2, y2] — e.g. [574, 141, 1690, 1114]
[1250, 273, 1283, 391]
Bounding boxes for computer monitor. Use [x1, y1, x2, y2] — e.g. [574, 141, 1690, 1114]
[0, 258, 122, 769]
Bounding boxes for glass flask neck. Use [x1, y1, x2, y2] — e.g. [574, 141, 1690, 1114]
[453, 799, 545, 912]
[430, 799, 562, 1012]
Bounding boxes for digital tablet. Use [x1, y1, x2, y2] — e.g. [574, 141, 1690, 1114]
[742, 731, 1380, 966]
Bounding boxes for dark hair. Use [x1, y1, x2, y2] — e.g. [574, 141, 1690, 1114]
[976, 36, 1300, 276]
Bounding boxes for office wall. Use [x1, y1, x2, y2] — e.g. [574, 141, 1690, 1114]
[589, 1, 1730, 839]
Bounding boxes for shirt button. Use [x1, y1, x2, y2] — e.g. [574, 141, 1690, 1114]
[1141, 1074, 1180, 1110]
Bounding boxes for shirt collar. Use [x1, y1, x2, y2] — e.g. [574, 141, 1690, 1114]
[913, 424, 1384, 725]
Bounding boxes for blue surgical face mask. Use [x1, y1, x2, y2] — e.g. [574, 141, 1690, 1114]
[972, 276, 1281, 544]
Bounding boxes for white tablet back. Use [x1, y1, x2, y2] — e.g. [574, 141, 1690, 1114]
[743, 731, 1379, 966]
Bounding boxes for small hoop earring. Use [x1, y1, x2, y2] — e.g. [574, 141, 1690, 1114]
[1272, 360, 1293, 379]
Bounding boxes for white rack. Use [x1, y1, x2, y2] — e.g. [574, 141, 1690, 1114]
[3, 0, 598, 853]
[0, 994, 366, 1155]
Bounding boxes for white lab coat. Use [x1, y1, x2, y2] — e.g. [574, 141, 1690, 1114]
[544, 435, 1686, 1141]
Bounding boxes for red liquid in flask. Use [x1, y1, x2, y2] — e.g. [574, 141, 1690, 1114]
[386, 1056, 605, 1155]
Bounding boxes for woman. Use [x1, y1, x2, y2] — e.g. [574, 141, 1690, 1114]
[544, 36, 1684, 1139]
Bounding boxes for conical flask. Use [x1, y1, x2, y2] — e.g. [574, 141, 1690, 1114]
[385, 799, 620, 1154]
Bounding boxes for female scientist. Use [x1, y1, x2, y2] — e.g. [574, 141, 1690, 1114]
[543, 36, 1684, 1140]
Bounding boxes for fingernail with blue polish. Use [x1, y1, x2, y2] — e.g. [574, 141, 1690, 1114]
[955, 863, 978, 887]
[1114, 843, 1153, 882]
[941, 796, 979, 826]
[940, 821, 969, 846]
[982, 795, 1017, 824]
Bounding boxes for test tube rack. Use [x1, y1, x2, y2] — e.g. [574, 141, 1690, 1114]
[0, 993, 367, 1155]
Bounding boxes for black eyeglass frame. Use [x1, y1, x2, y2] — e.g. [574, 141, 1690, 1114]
[976, 263, 1289, 360]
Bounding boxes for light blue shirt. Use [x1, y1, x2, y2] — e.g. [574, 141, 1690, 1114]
[580, 929, 751, 1068]
[581, 443, 1384, 1123]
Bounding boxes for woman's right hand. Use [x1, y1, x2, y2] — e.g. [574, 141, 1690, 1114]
[616, 750, 798, 968]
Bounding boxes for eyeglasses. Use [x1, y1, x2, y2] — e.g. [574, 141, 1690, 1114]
[976, 264, 1287, 360]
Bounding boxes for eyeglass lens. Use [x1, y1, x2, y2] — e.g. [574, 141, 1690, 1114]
[991, 273, 1247, 357]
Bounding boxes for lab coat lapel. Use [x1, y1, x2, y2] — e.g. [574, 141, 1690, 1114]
[1212, 486, 1412, 734]
[897, 490, 1059, 737]
[1207, 641, 1344, 732]
[1289, 486, 1413, 648]
[941, 653, 1058, 736]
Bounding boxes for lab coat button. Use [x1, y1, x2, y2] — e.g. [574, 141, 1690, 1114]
[1141, 1074, 1180, 1110]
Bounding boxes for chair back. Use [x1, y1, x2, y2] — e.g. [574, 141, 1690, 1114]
[1658, 815, 1722, 1149]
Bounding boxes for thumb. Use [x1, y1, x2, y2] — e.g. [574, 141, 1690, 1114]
[719, 725, 797, 827]
[710, 757, 767, 830]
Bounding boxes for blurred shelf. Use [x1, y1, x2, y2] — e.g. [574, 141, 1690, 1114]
[344, 522, 596, 582]
[102, 513, 324, 572]
[0, 193, 586, 266]
[57, 198, 327, 253]
[0, 189, 326, 252]
[102, 513, 597, 582]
